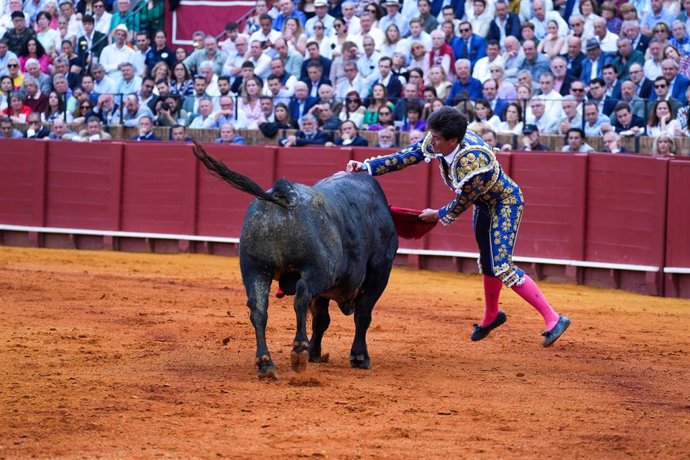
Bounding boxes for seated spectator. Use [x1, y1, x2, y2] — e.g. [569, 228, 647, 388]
[480, 126, 511, 151]
[22, 76, 48, 113]
[647, 100, 682, 137]
[132, 115, 161, 141]
[525, 97, 559, 135]
[19, 38, 49, 73]
[611, 102, 645, 136]
[116, 62, 142, 95]
[238, 76, 266, 129]
[408, 128, 424, 144]
[215, 122, 247, 144]
[326, 120, 368, 147]
[497, 101, 524, 135]
[316, 84, 341, 115]
[562, 127, 594, 152]
[5, 57, 23, 90]
[91, 93, 119, 126]
[652, 132, 677, 157]
[582, 101, 612, 136]
[258, 102, 294, 138]
[1, 92, 32, 123]
[42, 91, 72, 123]
[520, 123, 550, 151]
[48, 118, 78, 140]
[366, 106, 395, 132]
[114, 94, 155, 126]
[601, 130, 630, 154]
[651, 76, 683, 113]
[361, 83, 394, 129]
[0, 116, 22, 138]
[23, 112, 50, 138]
[154, 94, 188, 127]
[427, 65, 451, 101]
[472, 98, 501, 132]
[401, 101, 426, 132]
[338, 90, 365, 127]
[375, 126, 397, 148]
[170, 124, 193, 142]
[313, 103, 341, 130]
[278, 113, 330, 147]
[214, 95, 248, 129]
[189, 98, 217, 129]
[170, 62, 194, 97]
[72, 99, 97, 126]
[76, 116, 112, 141]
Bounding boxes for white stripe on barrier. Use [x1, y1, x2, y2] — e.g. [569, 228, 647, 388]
[664, 267, 690, 274]
[0, 224, 669, 273]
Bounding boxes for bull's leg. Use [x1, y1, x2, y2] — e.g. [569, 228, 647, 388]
[309, 296, 330, 363]
[245, 273, 277, 379]
[350, 262, 394, 369]
[291, 279, 313, 372]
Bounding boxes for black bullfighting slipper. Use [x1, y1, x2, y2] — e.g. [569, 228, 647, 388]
[471, 310, 507, 341]
[542, 315, 571, 347]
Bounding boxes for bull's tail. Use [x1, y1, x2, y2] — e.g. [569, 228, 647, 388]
[192, 141, 290, 208]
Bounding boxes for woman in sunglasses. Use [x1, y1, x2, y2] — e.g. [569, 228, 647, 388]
[338, 90, 365, 128]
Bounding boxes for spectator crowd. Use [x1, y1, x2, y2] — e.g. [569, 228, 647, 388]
[0, 0, 688, 155]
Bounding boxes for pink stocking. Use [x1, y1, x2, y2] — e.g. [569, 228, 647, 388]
[512, 275, 560, 330]
[481, 275, 503, 327]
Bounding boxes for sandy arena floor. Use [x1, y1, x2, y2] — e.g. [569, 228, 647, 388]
[0, 246, 689, 459]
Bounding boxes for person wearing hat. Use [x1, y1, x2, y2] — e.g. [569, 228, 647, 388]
[520, 123, 550, 151]
[109, 0, 139, 42]
[305, 0, 335, 38]
[379, 0, 409, 37]
[580, 37, 612, 84]
[99, 24, 136, 82]
[2, 11, 36, 55]
[347, 106, 571, 347]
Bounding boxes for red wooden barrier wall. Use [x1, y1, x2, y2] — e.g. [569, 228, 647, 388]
[1, 140, 689, 297]
[665, 159, 690, 297]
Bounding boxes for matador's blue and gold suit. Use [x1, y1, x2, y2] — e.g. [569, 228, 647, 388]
[363, 130, 526, 288]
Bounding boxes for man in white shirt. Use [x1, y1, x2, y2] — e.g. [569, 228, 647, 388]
[90, 63, 117, 94]
[336, 60, 368, 99]
[529, 0, 568, 40]
[99, 24, 135, 82]
[472, 39, 504, 83]
[248, 13, 281, 56]
[92, 0, 112, 36]
[247, 40, 272, 80]
[357, 35, 381, 83]
[340, 1, 360, 35]
[593, 17, 619, 53]
[132, 31, 150, 77]
[538, 71, 563, 121]
[355, 13, 384, 50]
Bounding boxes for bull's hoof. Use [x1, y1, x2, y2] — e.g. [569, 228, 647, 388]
[349, 354, 371, 369]
[291, 349, 309, 372]
[309, 352, 330, 363]
[256, 355, 278, 380]
[257, 364, 278, 380]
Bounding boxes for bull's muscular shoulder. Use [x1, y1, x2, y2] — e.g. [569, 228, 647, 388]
[447, 130, 500, 191]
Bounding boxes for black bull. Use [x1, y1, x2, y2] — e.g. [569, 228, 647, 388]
[193, 144, 398, 379]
